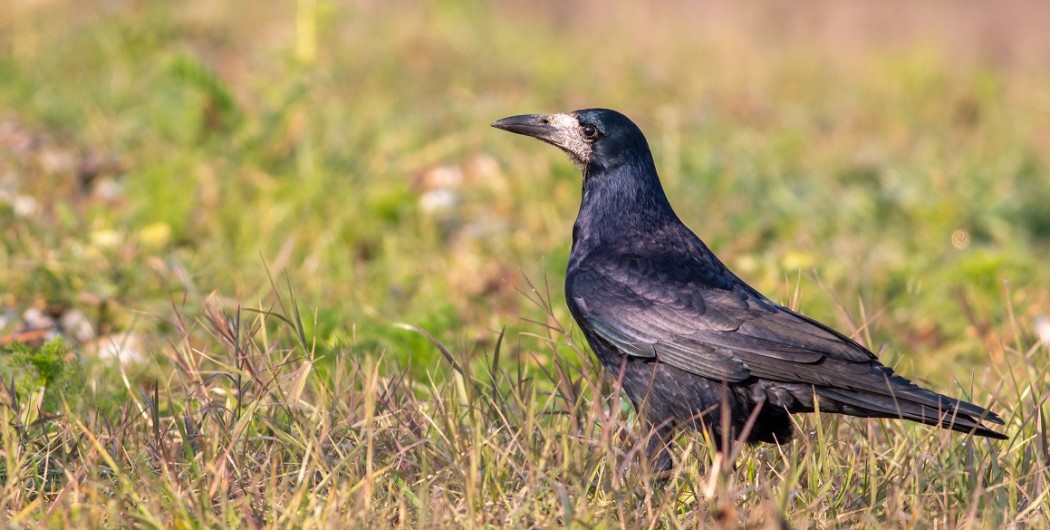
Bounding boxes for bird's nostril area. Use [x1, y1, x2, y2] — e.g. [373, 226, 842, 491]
[540, 117, 550, 124]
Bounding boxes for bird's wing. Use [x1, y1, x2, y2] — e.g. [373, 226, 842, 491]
[568, 249, 878, 385]
[570, 248, 1006, 431]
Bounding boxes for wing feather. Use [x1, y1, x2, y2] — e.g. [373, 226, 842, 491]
[569, 250, 883, 387]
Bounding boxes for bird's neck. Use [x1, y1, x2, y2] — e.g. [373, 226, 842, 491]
[571, 155, 679, 255]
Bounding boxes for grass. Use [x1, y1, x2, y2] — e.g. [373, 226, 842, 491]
[1, 0, 1049, 527]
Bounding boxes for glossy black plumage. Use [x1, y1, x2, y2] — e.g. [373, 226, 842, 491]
[493, 108, 1006, 471]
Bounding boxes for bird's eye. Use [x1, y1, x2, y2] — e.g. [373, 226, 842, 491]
[581, 124, 599, 140]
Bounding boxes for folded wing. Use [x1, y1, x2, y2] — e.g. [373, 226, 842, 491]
[568, 248, 1005, 436]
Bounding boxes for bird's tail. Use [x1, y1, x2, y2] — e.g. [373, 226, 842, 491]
[815, 382, 1007, 439]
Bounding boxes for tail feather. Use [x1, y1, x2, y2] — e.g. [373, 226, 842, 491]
[817, 387, 1007, 440]
[873, 372, 1003, 423]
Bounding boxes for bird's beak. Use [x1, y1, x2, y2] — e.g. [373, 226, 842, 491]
[492, 112, 590, 165]
[490, 114, 560, 141]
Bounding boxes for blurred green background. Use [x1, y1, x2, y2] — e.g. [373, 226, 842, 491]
[3, 2, 1050, 527]
[2, 0, 1049, 378]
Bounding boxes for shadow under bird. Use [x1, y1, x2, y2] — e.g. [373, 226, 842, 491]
[492, 108, 1006, 472]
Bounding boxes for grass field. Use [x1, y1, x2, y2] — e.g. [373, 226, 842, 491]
[2, 1, 1049, 527]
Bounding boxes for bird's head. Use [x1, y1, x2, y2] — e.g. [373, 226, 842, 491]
[491, 108, 650, 172]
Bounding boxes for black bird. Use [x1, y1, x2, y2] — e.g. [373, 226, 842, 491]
[492, 108, 1006, 471]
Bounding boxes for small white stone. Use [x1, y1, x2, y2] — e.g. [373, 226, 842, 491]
[12, 195, 37, 217]
[59, 309, 96, 342]
[93, 333, 146, 366]
[1035, 315, 1050, 347]
[93, 177, 125, 202]
[420, 189, 459, 213]
[22, 307, 55, 331]
[0, 308, 16, 330]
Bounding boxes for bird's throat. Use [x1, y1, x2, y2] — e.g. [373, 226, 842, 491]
[573, 158, 678, 250]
